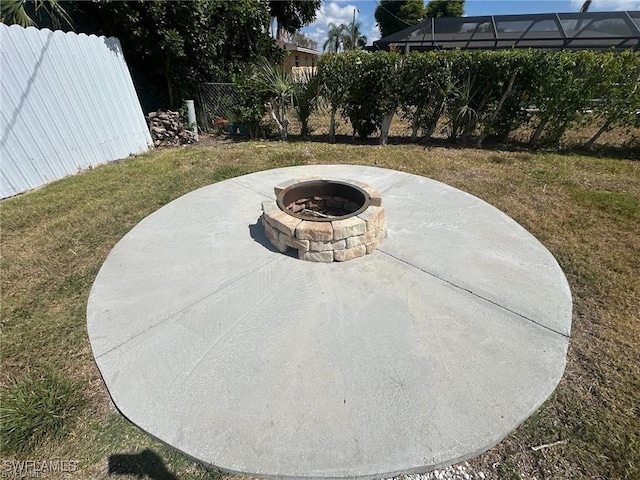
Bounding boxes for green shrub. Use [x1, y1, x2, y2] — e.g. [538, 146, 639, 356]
[344, 51, 402, 141]
[398, 52, 447, 141]
[316, 49, 640, 148]
[232, 68, 270, 139]
[584, 50, 640, 148]
[318, 53, 354, 142]
[0, 370, 86, 454]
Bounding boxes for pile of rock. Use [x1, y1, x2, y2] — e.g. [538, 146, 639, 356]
[147, 110, 197, 147]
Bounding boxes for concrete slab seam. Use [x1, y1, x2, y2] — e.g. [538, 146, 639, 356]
[378, 249, 570, 338]
[230, 178, 273, 199]
[379, 173, 414, 193]
[94, 255, 285, 359]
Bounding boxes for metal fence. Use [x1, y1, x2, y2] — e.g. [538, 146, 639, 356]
[1, 24, 152, 199]
[198, 83, 240, 132]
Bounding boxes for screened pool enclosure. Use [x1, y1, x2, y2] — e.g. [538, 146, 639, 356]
[372, 11, 640, 52]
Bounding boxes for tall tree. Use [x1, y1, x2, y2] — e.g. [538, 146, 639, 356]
[342, 21, 367, 51]
[374, 0, 425, 38]
[57, 0, 278, 110]
[424, 0, 465, 18]
[323, 22, 346, 53]
[269, 0, 321, 40]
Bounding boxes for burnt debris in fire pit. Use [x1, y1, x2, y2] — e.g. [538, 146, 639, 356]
[287, 196, 361, 219]
[276, 179, 370, 222]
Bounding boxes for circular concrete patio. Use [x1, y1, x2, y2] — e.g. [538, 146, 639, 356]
[87, 165, 572, 480]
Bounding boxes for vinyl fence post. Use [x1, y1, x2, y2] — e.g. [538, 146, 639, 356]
[185, 99, 198, 140]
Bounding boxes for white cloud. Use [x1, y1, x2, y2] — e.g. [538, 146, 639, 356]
[305, 26, 328, 49]
[570, 0, 640, 10]
[324, 2, 361, 24]
[311, 1, 361, 30]
[302, 2, 364, 51]
[367, 24, 381, 43]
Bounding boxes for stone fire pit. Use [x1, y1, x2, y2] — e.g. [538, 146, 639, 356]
[261, 178, 387, 262]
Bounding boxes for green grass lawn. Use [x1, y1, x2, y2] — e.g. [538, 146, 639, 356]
[1, 141, 638, 479]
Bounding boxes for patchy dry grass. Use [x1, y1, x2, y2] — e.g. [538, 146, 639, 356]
[1, 141, 638, 479]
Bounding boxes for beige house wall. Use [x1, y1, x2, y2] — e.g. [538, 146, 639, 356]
[281, 50, 318, 73]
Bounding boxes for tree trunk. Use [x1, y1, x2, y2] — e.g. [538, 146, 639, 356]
[550, 120, 570, 146]
[411, 106, 422, 142]
[266, 102, 287, 140]
[164, 57, 174, 108]
[585, 118, 613, 149]
[449, 113, 460, 142]
[477, 72, 517, 147]
[423, 119, 438, 143]
[530, 118, 548, 147]
[379, 112, 394, 146]
[423, 97, 446, 143]
[329, 107, 337, 143]
[464, 93, 488, 142]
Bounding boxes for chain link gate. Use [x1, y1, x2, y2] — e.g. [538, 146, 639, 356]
[198, 83, 240, 132]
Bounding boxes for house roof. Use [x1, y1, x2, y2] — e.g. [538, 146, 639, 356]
[372, 11, 640, 51]
[275, 40, 320, 56]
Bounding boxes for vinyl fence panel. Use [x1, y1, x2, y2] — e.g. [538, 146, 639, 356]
[0, 24, 152, 199]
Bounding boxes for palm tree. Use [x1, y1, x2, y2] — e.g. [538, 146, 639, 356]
[323, 22, 345, 53]
[1, 0, 71, 28]
[252, 58, 295, 139]
[341, 21, 367, 51]
[292, 69, 321, 137]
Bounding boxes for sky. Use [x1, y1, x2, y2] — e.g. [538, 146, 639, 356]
[301, 0, 640, 51]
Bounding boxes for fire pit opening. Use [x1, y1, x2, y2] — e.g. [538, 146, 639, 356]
[277, 180, 370, 221]
[261, 177, 387, 263]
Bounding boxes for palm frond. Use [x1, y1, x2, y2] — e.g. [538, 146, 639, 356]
[0, 0, 72, 29]
[1, 0, 35, 26]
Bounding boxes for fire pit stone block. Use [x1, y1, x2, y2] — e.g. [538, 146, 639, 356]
[261, 217, 288, 253]
[273, 179, 299, 197]
[281, 235, 310, 252]
[334, 244, 367, 262]
[263, 209, 301, 236]
[300, 250, 334, 262]
[309, 239, 347, 251]
[358, 206, 386, 231]
[365, 241, 380, 254]
[333, 217, 367, 240]
[295, 221, 334, 242]
[345, 235, 366, 248]
[350, 180, 383, 206]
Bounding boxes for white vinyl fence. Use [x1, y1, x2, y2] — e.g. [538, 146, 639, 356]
[0, 24, 152, 199]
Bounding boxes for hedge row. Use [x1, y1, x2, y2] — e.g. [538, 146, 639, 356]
[317, 50, 640, 147]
